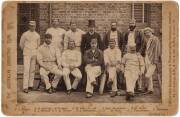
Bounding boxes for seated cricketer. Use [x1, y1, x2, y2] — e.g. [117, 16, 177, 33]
[121, 45, 145, 101]
[84, 38, 104, 98]
[104, 39, 122, 97]
[37, 33, 63, 94]
[62, 39, 82, 94]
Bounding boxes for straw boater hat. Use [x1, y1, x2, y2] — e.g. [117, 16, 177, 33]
[144, 27, 154, 33]
[29, 21, 36, 26]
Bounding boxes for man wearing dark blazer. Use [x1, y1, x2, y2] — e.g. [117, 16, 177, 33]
[103, 21, 123, 51]
[83, 38, 104, 98]
[81, 20, 104, 54]
[122, 19, 143, 56]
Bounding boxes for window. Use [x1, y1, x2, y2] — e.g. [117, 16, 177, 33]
[132, 3, 150, 23]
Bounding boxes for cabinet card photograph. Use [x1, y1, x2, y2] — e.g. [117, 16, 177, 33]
[2, 0, 178, 116]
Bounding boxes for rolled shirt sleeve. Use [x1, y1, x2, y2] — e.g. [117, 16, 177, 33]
[103, 50, 110, 65]
[55, 47, 62, 66]
[63, 32, 69, 50]
[37, 48, 44, 66]
[37, 35, 41, 47]
[19, 33, 26, 50]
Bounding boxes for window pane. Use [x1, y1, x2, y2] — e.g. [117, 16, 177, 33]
[134, 3, 143, 23]
[144, 3, 150, 23]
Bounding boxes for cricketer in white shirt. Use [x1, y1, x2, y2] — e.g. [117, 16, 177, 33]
[19, 21, 40, 92]
[46, 27, 66, 52]
[104, 39, 122, 95]
[62, 40, 82, 93]
[64, 28, 85, 51]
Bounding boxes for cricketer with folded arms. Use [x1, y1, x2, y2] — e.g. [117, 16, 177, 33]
[62, 39, 82, 94]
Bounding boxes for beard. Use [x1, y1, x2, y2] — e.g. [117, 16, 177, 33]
[129, 26, 136, 31]
[111, 28, 117, 31]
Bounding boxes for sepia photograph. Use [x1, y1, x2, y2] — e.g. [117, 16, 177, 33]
[16, 2, 162, 103]
[2, 0, 178, 116]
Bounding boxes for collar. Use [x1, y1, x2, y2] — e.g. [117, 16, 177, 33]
[90, 48, 97, 51]
[89, 31, 95, 35]
[52, 26, 58, 29]
[109, 47, 116, 50]
[71, 29, 77, 33]
[28, 30, 35, 33]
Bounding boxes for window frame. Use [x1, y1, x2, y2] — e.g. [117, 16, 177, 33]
[132, 3, 149, 24]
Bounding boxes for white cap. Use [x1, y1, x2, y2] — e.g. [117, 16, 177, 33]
[29, 21, 36, 26]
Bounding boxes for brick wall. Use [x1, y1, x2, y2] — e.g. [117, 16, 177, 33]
[39, 2, 133, 39]
[39, 3, 50, 42]
[38, 2, 162, 40]
[52, 3, 132, 36]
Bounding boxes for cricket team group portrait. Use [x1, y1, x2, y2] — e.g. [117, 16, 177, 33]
[17, 2, 162, 103]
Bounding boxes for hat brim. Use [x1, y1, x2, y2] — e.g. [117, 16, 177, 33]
[29, 24, 36, 26]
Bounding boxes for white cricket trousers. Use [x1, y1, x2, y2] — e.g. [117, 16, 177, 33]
[107, 67, 118, 92]
[145, 55, 156, 92]
[40, 65, 62, 89]
[85, 65, 101, 94]
[125, 70, 139, 93]
[23, 55, 36, 89]
[63, 68, 82, 90]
